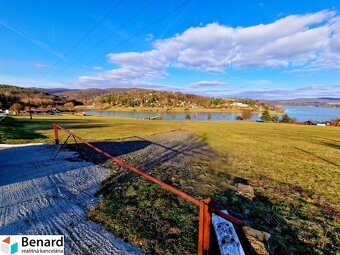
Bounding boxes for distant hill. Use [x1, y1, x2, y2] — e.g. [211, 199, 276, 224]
[0, 84, 80, 110]
[37, 88, 126, 100]
[36, 87, 277, 111]
[37, 88, 75, 94]
[264, 98, 340, 107]
[317, 97, 340, 101]
[2, 84, 281, 112]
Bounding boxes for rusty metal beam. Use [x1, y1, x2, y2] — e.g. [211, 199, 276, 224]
[52, 123, 245, 254]
[53, 123, 201, 206]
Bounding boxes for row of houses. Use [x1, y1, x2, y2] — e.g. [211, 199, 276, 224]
[0, 109, 10, 113]
[27, 108, 62, 115]
[304, 120, 339, 126]
[1, 108, 64, 116]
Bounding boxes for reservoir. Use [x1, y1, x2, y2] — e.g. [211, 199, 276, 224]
[87, 106, 340, 122]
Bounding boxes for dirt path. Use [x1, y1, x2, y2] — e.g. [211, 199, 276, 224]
[0, 144, 142, 255]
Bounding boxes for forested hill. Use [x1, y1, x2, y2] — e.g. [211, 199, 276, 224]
[0, 84, 80, 111]
[98, 88, 269, 110]
[1, 84, 280, 112]
[48, 87, 275, 111]
[39, 87, 125, 100]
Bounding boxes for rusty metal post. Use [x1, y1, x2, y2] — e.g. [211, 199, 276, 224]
[198, 200, 204, 255]
[53, 123, 59, 144]
[198, 198, 212, 255]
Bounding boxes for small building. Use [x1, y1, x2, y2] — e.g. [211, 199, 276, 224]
[231, 102, 249, 108]
[304, 120, 317, 125]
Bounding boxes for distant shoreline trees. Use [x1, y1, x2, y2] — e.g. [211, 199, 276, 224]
[260, 110, 294, 123]
[280, 113, 293, 123]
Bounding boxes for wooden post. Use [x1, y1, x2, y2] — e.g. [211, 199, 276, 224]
[28, 95, 32, 120]
[198, 198, 212, 255]
[53, 123, 59, 144]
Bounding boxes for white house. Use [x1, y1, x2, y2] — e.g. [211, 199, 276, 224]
[231, 102, 249, 108]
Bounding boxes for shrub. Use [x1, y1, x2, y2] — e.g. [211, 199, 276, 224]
[241, 109, 253, 120]
[260, 109, 272, 121]
[280, 113, 292, 123]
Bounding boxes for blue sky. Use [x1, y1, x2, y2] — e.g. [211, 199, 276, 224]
[0, 0, 339, 99]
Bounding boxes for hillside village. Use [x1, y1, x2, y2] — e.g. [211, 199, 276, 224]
[0, 84, 279, 114]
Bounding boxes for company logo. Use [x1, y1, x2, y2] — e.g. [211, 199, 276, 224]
[1, 237, 18, 255]
[0, 236, 64, 255]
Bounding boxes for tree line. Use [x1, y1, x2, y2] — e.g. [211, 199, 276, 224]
[99, 88, 272, 110]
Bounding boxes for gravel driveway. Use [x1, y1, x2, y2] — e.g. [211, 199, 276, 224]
[0, 144, 142, 255]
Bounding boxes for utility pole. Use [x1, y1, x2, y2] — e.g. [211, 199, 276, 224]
[27, 92, 32, 120]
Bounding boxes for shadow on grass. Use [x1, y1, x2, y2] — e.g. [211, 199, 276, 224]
[293, 146, 339, 167]
[132, 136, 210, 157]
[241, 174, 339, 254]
[0, 117, 47, 143]
[75, 134, 213, 174]
[0, 116, 108, 143]
[75, 140, 153, 164]
[319, 141, 340, 150]
[211, 182, 315, 255]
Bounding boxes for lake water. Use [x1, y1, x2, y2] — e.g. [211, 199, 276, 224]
[87, 106, 340, 122]
[87, 110, 261, 121]
[281, 106, 340, 122]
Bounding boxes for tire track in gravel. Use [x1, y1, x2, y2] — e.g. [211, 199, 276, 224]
[0, 144, 142, 255]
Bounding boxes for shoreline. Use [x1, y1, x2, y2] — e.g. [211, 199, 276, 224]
[83, 106, 283, 115]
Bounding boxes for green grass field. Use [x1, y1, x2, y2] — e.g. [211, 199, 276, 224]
[1, 115, 339, 254]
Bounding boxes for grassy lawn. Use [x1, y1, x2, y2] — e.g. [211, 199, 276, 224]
[0, 115, 184, 144]
[1, 115, 339, 254]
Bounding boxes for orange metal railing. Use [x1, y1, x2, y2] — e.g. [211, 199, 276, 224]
[52, 123, 244, 254]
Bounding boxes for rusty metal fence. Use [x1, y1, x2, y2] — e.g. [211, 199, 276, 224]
[52, 123, 244, 254]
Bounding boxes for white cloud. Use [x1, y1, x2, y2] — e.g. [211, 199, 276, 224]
[145, 33, 154, 42]
[33, 63, 50, 70]
[77, 10, 340, 87]
[247, 80, 272, 85]
[92, 66, 103, 70]
[78, 50, 168, 88]
[186, 84, 340, 99]
[107, 50, 168, 78]
[189, 80, 225, 87]
[227, 84, 340, 99]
